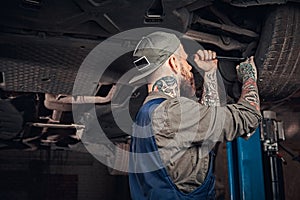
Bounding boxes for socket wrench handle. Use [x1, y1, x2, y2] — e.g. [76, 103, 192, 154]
[216, 56, 247, 62]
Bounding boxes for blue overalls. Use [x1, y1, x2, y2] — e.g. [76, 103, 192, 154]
[129, 98, 216, 200]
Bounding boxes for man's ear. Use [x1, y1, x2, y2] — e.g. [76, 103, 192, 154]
[168, 55, 180, 74]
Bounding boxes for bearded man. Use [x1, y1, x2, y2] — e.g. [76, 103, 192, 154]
[129, 31, 261, 200]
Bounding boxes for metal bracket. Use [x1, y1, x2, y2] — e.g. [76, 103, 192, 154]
[261, 110, 285, 152]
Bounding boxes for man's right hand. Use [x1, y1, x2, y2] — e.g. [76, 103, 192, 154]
[236, 56, 257, 82]
[0, 100, 23, 140]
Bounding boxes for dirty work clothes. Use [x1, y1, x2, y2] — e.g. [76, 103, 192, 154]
[129, 98, 216, 200]
[141, 92, 261, 193]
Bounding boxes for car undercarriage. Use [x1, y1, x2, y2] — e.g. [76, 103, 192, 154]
[0, 0, 299, 199]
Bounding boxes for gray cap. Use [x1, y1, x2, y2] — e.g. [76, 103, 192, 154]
[129, 31, 180, 84]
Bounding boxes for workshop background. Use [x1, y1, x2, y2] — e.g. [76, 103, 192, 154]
[0, 0, 299, 199]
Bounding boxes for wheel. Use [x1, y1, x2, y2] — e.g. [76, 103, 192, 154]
[255, 4, 300, 102]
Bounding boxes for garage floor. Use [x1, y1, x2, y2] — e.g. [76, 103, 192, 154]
[0, 149, 131, 200]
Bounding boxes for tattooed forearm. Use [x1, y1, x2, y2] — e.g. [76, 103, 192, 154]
[240, 78, 260, 111]
[201, 70, 220, 106]
[152, 76, 179, 98]
[238, 62, 260, 111]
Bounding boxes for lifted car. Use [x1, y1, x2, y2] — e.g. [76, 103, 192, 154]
[0, 0, 299, 145]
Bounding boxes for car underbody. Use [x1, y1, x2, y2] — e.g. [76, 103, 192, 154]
[0, 0, 299, 151]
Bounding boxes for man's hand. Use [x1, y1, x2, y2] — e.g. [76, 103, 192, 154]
[195, 50, 220, 106]
[193, 50, 218, 72]
[236, 56, 257, 82]
[0, 100, 23, 140]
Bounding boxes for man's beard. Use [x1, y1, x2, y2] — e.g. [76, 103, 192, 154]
[180, 68, 196, 98]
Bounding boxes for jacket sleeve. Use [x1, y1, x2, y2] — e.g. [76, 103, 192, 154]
[152, 97, 262, 145]
[221, 100, 262, 141]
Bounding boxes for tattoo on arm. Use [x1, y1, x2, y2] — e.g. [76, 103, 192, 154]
[238, 63, 260, 111]
[238, 63, 257, 81]
[201, 70, 220, 106]
[240, 78, 260, 111]
[152, 76, 179, 98]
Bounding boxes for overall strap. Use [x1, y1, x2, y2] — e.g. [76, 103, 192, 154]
[129, 97, 216, 200]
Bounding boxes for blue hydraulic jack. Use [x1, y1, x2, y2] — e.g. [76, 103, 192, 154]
[226, 111, 286, 200]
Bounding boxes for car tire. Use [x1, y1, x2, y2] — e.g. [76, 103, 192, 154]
[255, 4, 300, 102]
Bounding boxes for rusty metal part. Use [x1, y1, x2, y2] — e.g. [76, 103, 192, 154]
[39, 116, 60, 123]
[41, 110, 63, 134]
[44, 96, 72, 112]
[41, 84, 115, 140]
[184, 29, 248, 51]
[44, 85, 116, 108]
[32, 122, 85, 140]
[32, 123, 84, 129]
[193, 17, 259, 38]
[52, 110, 62, 121]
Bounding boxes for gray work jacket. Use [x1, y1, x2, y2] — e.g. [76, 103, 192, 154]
[144, 92, 262, 193]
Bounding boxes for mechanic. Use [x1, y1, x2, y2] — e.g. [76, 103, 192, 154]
[128, 31, 261, 199]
